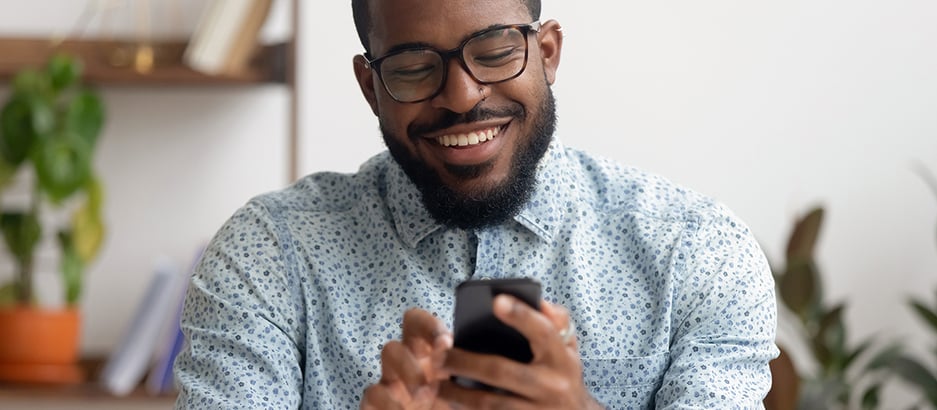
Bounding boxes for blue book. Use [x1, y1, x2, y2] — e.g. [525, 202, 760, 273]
[144, 246, 205, 395]
[144, 301, 186, 395]
[100, 258, 181, 396]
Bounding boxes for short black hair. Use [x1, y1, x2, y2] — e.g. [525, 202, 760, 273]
[352, 0, 542, 54]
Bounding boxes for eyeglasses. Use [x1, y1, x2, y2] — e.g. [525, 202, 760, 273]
[364, 22, 541, 103]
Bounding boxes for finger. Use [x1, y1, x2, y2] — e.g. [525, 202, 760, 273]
[443, 348, 548, 400]
[402, 308, 452, 356]
[437, 378, 539, 410]
[539, 299, 568, 332]
[361, 384, 405, 410]
[381, 340, 427, 393]
[492, 294, 566, 359]
[540, 300, 577, 348]
[429, 333, 453, 381]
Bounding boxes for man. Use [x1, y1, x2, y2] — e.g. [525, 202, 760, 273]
[174, 0, 779, 408]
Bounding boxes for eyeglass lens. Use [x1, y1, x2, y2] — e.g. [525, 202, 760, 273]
[378, 26, 529, 102]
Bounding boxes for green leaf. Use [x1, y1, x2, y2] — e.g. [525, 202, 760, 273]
[0, 95, 38, 165]
[64, 90, 104, 148]
[861, 341, 903, 371]
[786, 207, 824, 261]
[28, 96, 55, 137]
[889, 356, 937, 406]
[11, 69, 51, 97]
[71, 194, 105, 264]
[816, 304, 848, 370]
[844, 338, 874, 370]
[910, 298, 937, 333]
[57, 230, 84, 305]
[32, 130, 93, 204]
[84, 174, 104, 215]
[779, 259, 818, 318]
[46, 54, 82, 92]
[860, 383, 880, 410]
[0, 212, 41, 267]
[811, 329, 834, 374]
[0, 155, 17, 190]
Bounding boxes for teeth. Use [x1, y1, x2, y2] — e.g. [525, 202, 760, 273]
[435, 127, 500, 147]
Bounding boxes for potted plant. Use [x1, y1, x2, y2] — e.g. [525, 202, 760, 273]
[885, 165, 937, 407]
[773, 206, 902, 409]
[0, 53, 106, 383]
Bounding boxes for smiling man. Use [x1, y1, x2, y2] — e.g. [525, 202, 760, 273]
[173, 0, 779, 409]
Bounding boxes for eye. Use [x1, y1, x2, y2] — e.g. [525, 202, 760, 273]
[386, 64, 436, 82]
[473, 46, 523, 66]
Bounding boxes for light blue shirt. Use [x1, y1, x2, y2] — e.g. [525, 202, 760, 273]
[174, 138, 778, 409]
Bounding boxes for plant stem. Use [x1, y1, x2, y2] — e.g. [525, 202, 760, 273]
[16, 255, 33, 305]
[17, 181, 42, 305]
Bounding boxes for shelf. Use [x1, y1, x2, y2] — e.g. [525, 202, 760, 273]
[0, 356, 176, 408]
[0, 37, 289, 86]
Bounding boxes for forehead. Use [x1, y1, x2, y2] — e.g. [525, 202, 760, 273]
[369, 0, 532, 55]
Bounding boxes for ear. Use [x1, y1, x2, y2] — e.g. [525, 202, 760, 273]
[353, 55, 380, 116]
[537, 20, 563, 85]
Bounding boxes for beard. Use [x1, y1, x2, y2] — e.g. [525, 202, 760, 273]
[381, 89, 557, 230]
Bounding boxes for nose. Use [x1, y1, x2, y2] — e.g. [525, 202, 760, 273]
[429, 59, 486, 113]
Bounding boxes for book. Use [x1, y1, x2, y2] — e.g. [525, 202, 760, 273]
[143, 314, 185, 395]
[184, 0, 274, 75]
[99, 257, 184, 396]
[144, 246, 205, 395]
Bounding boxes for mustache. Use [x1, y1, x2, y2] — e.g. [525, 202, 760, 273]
[408, 103, 525, 137]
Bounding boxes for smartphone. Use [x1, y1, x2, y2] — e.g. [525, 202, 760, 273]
[451, 278, 542, 393]
[452, 277, 542, 362]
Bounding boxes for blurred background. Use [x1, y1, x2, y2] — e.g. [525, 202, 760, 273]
[0, 0, 935, 408]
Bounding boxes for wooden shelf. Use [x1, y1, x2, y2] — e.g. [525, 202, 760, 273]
[0, 356, 176, 409]
[0, 37, 289, 86]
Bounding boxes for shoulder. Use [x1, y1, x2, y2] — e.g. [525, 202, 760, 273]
[563, 147, 732, 229]
[246, 152, 392, 218]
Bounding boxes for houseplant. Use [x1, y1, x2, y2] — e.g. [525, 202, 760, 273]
[773, 206, 902, 409]
[0, 53, 106, 383]
[886, 165, 937, 407]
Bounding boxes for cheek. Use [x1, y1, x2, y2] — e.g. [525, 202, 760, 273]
[376, 100, 412, 134]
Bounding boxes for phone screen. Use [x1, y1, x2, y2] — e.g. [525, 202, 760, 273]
[452, 278, 542, 363]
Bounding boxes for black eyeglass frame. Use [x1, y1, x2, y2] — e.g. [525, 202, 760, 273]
[363, 21, 542, 103]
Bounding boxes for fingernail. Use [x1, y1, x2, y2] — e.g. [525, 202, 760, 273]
[414, 386, 433, 400]
[436, 332, 453, 349]
[494, 294, 514, 314]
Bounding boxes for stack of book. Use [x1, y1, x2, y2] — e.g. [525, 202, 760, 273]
[99, 248, 204, 397]
[184, 0, 274, 75]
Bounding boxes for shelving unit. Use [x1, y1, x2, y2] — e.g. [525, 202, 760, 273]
[0, 356, 176, 409]
[0, 1, 302, 405]
[0, 38, 289, 86]
[0, 0, 301, 180]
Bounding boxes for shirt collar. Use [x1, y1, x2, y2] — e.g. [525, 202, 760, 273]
[384, 137, 572, 247]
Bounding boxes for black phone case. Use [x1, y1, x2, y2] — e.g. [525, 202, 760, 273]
[452, 278, 542, 363]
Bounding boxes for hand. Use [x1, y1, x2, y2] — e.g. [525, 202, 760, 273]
[438, 296, 603, 409]
[361, 308, 454, 410]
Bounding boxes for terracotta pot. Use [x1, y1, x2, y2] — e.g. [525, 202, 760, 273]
[0, 306, 84, 384]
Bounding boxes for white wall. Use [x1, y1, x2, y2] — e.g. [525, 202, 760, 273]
[300, 0, 937, 404]
[1, 0, 936, 404]
[0, 0, 291, 354]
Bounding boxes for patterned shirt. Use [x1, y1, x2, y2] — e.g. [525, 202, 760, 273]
[174, 138, 778, 409]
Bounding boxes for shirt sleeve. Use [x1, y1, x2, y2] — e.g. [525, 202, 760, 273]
[655, 207, 779, 409]
[174, 200, 306, 409]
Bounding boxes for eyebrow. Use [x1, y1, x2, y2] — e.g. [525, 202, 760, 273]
[381, 23, 508, 55]
[384, 41, 436, 55]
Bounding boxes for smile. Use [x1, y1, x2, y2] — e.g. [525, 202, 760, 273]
[434, 126, 501, 147]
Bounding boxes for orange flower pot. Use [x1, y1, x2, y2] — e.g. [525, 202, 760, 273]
[0, 306, 84, 384]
